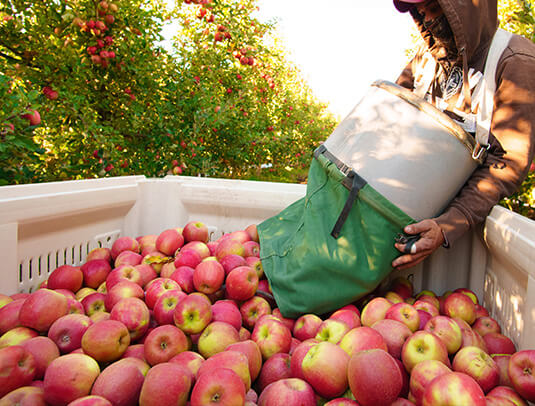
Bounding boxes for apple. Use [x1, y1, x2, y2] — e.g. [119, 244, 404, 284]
[338, 326, 388, 358]
[86, 247, 112, 263]
[114, 250, 143, 267]
[315, 319, 350, 344]
[0, 326, 39, 348]
[453, 287, 479, 305]
[215, 238, 245, 261]
[302, 341, 349, 398]
[106, 266, 143, 290]
[371, 319, 412, 359]
[197, 321, 240, 359]
[156, 228, 184, 256]
[141, 251, 168, 275]
[90, 311, 111, 323]
[244, 224, 259, 242]
[443, 293, 476, 325]
[0, 345, 36, 397]
[452, 345, 499, 393]
[174, 249, 202, 269]
[226, 340, 263, 382]
[475, 304, 490, 318]
[324, 399, 360, 406]
[138, 362, 192, 406]
[169, 351, 205, 383]
[289, 339, 318, 380]
[48, 314, 93, 354]
[219, 254, 247, 275]
[142, 324, 189, 366]
[454, 317, 488, 351]
[170, 266, 196, 293]
[389, 276, 414, 300]
[421, 372, 486, 406]
[21, 336, 59, 379]
[110, 297, 150, 341]
[417, 309, 433, 330]
[21, 109, 41, 126]
[252, 316, 292, 360]
[193, 261, 225, 294]
[80, 260, 111, 289]
[257, 352, 291, 392]
[18, 289, 68, 333]
[81, 319, 130, 363]
[329, 308, 361, 330]
[416, 294, 440, 310]
[173, 293, 212, 334]
[0, 386, 46, 405]
[153, 289, 187, 325]
[508, 349, 535, 401]
[91, 357, 147, 406]
[413, 299, 440, 317]
[43, 353, 100, 406]
[197, 350, 251, 391]
[47, 265, 83, 292]
[361, 297, 392, 327]
[491, 354, 513, 387]
[293, 314, 322, 341]
[81, 292, 106, 316]
[483, 332, 516, 355]
[385, 291, 405, 304]
[385, 302, 420, 332]
[145, 278, 181, 310]
[137, 235, 158, 252]
[240, 296, 272, 329]
[181, 241, 211, 259]
[258, 378, 316, 406]
[190, 367, 245, 406]
[401, 330, 450, 373]
[160, 263, 176, 279]
[409, 359, 452, 405]
[225, 266, 258, 301]
[0, 298, 25, 334]
[472, 316, 501, 337]
[487, 385, 528, 406]
[424, 315, 463, 355]
[105, 280, 144, 311]
[111, 237, 140, 260]
[182, 221, 209, 243]
[242, 241, 260, 257]
[211, 299, 242, 331]
[348, 349, 403, 406]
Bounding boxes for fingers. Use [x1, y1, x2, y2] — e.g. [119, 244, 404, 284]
[392, 249, 432, 270]
[404, 219, 435, 235]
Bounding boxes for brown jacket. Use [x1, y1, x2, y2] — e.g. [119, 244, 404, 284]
[396, 0, 535, 246]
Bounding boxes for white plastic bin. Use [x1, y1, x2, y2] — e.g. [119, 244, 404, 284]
[1, 175, 534, 351]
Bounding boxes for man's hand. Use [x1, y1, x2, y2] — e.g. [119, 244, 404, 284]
[392, 219, 445, 270]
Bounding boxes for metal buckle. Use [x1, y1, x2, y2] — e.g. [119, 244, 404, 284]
[472, 143, 490, 160]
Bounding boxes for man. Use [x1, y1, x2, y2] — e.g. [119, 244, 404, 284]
[391, 0, 535, 269]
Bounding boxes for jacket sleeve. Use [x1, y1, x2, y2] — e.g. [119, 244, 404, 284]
[435, 47, 535, 246]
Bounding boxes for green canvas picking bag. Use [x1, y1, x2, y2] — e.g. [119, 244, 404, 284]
[258, 145, 416, 318]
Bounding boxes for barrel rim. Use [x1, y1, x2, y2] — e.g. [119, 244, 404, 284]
[372, 80, 484, 164]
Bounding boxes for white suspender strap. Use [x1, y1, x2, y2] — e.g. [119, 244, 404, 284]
[472, 28, 513, 157]
[413, 51, 437, 99]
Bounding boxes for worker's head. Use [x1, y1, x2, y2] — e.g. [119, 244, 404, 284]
[393, 0, 428, 13]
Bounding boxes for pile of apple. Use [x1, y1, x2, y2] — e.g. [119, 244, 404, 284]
[1, 221, 534, 406]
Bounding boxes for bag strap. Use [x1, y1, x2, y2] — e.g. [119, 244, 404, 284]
[314, 145, 368, 239]
[471, 28, 513, 158]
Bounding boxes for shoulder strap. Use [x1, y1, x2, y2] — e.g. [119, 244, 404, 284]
[413, 51, 437, 99]
[472, 28, 513, 155]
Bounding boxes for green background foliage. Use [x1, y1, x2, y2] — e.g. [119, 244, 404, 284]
[0, 0, 533, 218]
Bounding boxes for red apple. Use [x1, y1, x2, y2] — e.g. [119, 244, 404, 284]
[413, 299, 440, 317]
[114, 250, 143, 267]
[452, 346, 500, 393]
[483, 332, 516, 355]
[211, 299, 242, 331]
[174, 249, 202, 269]
[81, 319, 130, 363]
[492, 354, 513, 387]
[21, 336, 60, 380]
[193, 261, 225, 294]
[245, 256, 264, 279]
[86, 247, 112, 263]
[18, 289, 68, 333]
[292, 314, 322, 341]
[155, 229, 184, 256]
[0, 345, 36, 397]
[106, 265, 143, 290]
[111, 237, 140, 260]
[81, 292, 106, 316]
[453, 287, 479, 305]
[242, 241, 260, 257]
[472, 316, 501, 337]
[329, 308, 361, 330]
[371, 319, 412, 359]
[0, 386, 46, 405]
[105, 280, 144, 311]
[401, 330, 450, 373]
[81, 260, 111, 289]
[43, 353, 100, 406]
[219, 254, 247, 275]
[361, 297, 392, 327]
[68, 395, 112, 405]
[487, 385, 528, 406]
[138, 362, 192, 406]
[21, 109, 41, 126]
[421, 372, 486, 405]
[225, 266, 258, 301]
[385, 302, 420, 332]
[443, 293, 476, 325]
[257, 352, 291, 392]
[170, 266, 196, 293]
[389, 276, 414, 300]
[244, 224, 259, 242]
[47, 265, 83, 292]
[226, 340, 263, 382]
[240, 296, 271, 329]
[0, 326, 38, 348]
[251, 316, 292, 360]
[315, 319, 350, 344]
[153, 289, 186, 325]
[173, 293, 212, 335]
[144, 278, 181, 310]
[290, 339, 318, 380]
[409, 359, 452, 405]
[338, 326, 388, 358]
[197, 321, 240, 359]
[508, 349, 535, 401]
[110, 297, 150, 341]
[169, 350, 205, 384]
[348, 349, 403, 406]
[197, 350, 251, 391]
[272, 308, 296, 331]
[182, 221, 209, 243]
[215, 238, 245, 261]
[424, 315, 463, 355]
[190, 367, 245, 406]
[301, 341, 349, 398]
[143, 325, 188, 366]
[0, 298, 25, 334]
[181, 241, 211, 259]
[258, 378, 316, 406]
[48, 314, 93, 354]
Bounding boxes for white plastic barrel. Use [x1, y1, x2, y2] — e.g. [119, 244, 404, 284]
[323, 80, 482, 220]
